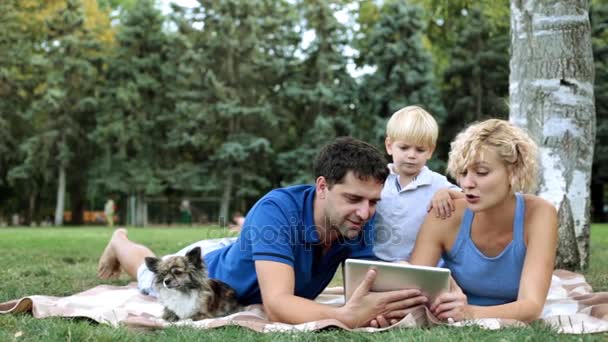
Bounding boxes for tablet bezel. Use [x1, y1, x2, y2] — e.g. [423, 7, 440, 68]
[343, 259, 451, 302]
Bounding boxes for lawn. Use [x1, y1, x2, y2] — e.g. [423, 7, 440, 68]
[1, 224, 607, 341]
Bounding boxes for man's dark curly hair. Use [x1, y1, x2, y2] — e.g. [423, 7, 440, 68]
[313, 137, 388, 187]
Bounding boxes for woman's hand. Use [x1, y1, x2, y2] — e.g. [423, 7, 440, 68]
[430, 278, 469, 321]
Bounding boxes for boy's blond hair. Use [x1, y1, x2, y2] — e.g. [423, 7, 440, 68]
[447, 119, 539, 193]
[386, 106, 438, 148]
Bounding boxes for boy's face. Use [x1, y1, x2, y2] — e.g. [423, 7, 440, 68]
[385, 137, 434, 178]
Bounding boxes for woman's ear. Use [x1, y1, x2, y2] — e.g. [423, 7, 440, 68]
[507, 165, 517, 191]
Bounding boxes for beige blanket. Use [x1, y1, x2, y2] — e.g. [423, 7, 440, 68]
[1, 270, 607, 334]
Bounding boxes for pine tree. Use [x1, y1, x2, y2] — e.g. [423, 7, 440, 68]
[8, 0, 106, 225]
[91, 0, 171, 226]
[276, 0, 359, 185]
[166, 0, 301, 219]
[438, 7, 509, 164]
[355, 0, 445, 171]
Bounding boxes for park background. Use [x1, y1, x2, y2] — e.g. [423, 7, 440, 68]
[0, 0, 605, 266]
[2, 1, 608, 340]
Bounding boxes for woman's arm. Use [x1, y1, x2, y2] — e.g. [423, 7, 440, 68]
[411, 199, 466, 266]
[410, 200, 469, 320]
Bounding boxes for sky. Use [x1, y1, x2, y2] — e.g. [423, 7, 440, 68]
[158, 0, 375, 78]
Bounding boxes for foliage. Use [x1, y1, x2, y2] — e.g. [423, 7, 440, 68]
[91, 0, 170, 199]
[591, 0, 608, 220]
[0, 0, 604, 224]
[355, 0, 446, 172]
[276, 0, 360, 185]
[435, 5, 509, 164]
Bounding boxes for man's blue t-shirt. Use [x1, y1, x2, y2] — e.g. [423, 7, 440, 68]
[203, 185, 377, 305]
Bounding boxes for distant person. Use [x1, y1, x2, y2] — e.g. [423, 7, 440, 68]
[97, 137, 427, 328]
[104, 199, 116, 228]
[409, 119, 558, 322]
[180, 199, 192, 225]
[228, 212, 245, 233]
[374, 106, 462, 262]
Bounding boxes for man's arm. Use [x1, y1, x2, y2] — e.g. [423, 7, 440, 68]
[255, 260, 427, 328]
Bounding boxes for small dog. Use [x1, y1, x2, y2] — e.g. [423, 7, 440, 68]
[145, 247, 241, 322]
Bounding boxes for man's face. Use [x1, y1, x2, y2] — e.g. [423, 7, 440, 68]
[320, 171, 383, 240]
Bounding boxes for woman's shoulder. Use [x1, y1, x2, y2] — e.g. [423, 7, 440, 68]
[521, 194, 557, 216]
[425, 198, 468, 233]
[521, 194, 558, 235]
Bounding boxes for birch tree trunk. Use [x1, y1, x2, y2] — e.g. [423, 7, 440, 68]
[54, 166, 66, 226]
[510, 0, 596, 270]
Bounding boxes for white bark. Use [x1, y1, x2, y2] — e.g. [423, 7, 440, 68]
[510, 0, 596, 270]
[54, 166, 66, 226]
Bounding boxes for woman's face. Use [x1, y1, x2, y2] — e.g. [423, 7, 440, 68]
[457, 147, 512, 212]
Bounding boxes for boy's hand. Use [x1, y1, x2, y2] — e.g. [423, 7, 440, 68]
[427, 189, 455, 219]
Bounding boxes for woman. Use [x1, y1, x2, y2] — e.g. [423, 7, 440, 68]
[409, 119, 558, 322]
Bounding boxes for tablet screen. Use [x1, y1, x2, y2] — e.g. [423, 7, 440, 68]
[344, 259, 450, 302]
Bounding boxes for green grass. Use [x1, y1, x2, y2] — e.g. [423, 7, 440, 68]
[1, 225, 607, 341]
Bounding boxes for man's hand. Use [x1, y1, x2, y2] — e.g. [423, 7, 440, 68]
[339, 268, 428, 328]
[427, 189, 455, 219]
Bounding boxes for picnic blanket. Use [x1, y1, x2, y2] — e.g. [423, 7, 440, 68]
[1, 269, 607, 334]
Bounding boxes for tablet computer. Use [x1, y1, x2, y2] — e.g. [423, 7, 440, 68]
[344, 259, 450, 302]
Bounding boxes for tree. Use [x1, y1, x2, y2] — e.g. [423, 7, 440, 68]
[276, 0, 360, 185]
[356, 0, 446, 164]
[438, 6, 510, 164]
[165, 0, 302, 220]
[0, 0, 33, 221]
[510, 0, 596, 270]
[6, 0, 108, 226]
[91, 0, 171, 226]
[590, 0, 608, 222]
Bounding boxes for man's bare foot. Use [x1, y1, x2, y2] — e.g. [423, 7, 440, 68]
[97, 228, 127, 280]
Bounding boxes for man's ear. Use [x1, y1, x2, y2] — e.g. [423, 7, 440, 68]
[315, 176, 328, 199]
[145, 257, 160, 273]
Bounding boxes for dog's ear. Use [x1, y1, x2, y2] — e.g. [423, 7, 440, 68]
[145, 257, 160, 273]
[186, 247, 203, 269]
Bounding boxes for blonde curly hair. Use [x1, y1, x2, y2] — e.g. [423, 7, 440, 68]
[447, 119, 539, 193]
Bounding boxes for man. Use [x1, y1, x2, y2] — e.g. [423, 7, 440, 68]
[97, 137, 426, 328]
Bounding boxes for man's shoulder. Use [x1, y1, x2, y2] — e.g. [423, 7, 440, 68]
[245, 184, 313, 228]
[263, 185, 314, 207]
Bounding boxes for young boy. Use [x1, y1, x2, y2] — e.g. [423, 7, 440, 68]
[374, 105, 462, 262]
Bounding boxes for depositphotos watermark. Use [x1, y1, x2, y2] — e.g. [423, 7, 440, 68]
[212, 215, 410, 251]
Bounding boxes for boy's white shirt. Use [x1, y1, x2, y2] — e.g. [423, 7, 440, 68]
[373, 164, 460, 262]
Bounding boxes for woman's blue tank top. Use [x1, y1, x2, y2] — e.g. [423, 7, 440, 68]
[442, 193, 526, 306]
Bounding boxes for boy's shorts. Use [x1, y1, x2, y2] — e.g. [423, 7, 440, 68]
[137, 237, 237, 297]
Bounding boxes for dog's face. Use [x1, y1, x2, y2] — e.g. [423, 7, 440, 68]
[145, 247, 208, 292]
